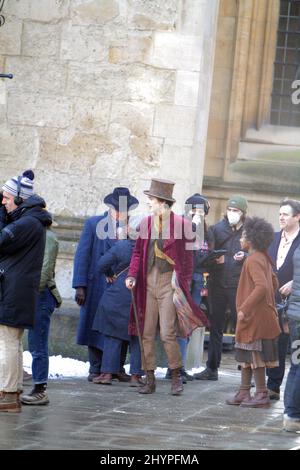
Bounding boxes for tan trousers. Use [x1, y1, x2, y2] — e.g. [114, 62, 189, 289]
[142, 266, 182, 370]
[0, 325, 24, 392]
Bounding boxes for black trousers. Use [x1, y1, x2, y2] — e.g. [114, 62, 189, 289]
[206, 286, 237, 371]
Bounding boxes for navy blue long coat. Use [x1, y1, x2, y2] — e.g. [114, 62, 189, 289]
[92, 239, 135, 341]
[72, 212, 116, 348]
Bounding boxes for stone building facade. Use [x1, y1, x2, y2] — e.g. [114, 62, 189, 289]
[0, 0, 219, 298]
[203, 0, 300, 226]
[0, 0, 299, 303]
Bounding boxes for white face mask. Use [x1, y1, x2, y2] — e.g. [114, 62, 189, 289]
[227, 210, 241, 226]
[192, 214, 202, 225]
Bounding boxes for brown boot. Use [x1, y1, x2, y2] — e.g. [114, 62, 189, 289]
[170, 368, 183, 396]
[226, 388, 251, 405]
[93, 373, 112, 385]
[139, 370, 156, 394]
[0, 392, 21, 413]
[240, 391, 270, 408]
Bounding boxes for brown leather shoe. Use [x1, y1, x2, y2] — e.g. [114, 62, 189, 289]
[139, 371, 156, 394]
[130, 375, 145, 387]
[112, 372, 131, 382]
[240, 391, 270, 408]
[226, 389, 251, 405]
[87, 373, 99, 383]
[0, 392, 21, 413]
[93, 373, 112, 385]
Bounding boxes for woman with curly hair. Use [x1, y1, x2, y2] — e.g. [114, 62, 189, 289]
[226, 217, 281, 408]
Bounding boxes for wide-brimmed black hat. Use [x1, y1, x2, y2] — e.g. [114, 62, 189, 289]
[104, 187, 139, 212]
[144, 178, 176, 202]
[185, 193, 210, 214]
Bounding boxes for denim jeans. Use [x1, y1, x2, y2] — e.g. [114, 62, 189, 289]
[101, 335, 143, 375]
[284, 318, 300, 419]
[88, 346, 103, 374]
[266, 331, 290, 393]
[28, 288, 56, 384]
[191, 273, 204, 306]
[177, 337, 189, 367]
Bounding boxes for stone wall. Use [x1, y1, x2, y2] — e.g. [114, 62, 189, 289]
[0, 0, 219, 297]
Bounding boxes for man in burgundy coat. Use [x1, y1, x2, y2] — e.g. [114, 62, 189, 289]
[126, 179, 208, 396]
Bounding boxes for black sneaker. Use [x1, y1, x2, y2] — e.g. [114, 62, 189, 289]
[193, 367, 218, 381]
[268, 388, 280, 400]
[181, 368, 194, 383]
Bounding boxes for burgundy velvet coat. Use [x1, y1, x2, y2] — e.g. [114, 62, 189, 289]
[127, 212, 208, 336]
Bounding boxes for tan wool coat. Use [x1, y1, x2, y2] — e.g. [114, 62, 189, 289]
[235, 251, 281, 343]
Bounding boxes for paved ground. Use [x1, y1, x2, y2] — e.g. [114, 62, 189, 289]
[1, 352, 300, 451]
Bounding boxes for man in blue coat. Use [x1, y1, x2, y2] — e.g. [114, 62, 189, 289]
[72, 187, 139, 381]
[267, 199, 300, 400]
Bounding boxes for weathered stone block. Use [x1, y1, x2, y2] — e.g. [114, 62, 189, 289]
[149, 32, 203, 71]
[0, 81, 6, 106]
[22, 22, 61, 57]
[181, 0, 206, 35]
[159, 144, 192, 180]
[0, 124, 39, 170]
[72, 98, 111, 133]
[6, 0, 70, 22]
[5, 57, 67, 95]
[109, 35, 152, 64]
[153, 105, 197, 141]
[7, 94, 72, 127]
[129, 135, 162, 166]
[67, 63, 175, 103]
[0, 17, 22, 55]
[175, 71, 200, 107]
[110, 101, 154, 137]
[128, 0, 178, 30]
[61, 24, 108, 62]
[71, 0, 119, 25]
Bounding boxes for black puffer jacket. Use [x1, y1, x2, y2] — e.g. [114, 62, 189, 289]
[0, 195, 52, 328]
[208, 217, 245, 289]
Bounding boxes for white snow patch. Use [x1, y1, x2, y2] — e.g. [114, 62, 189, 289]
[23, 351, 89, 378]
[23, 351, 205, 379]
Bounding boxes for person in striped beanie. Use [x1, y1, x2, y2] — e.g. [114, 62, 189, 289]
[2, 170, 34, 202]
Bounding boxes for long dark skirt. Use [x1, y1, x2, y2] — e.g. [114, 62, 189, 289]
[235, 338, 279, 369]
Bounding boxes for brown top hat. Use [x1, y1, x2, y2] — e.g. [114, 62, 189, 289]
[144, 178, 176, 202]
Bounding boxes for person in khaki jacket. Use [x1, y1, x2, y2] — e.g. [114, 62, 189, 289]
[226, 217, 281, 408]
[21, 226, 62, 406]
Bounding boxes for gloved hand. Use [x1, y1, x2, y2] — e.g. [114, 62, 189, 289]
[75, 287, 86, 306]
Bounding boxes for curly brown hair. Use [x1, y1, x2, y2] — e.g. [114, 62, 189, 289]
[243, 217, 274, 252]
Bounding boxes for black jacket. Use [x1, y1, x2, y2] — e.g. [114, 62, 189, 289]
[268, 230, 300, 288]
[208, 218, 245, 289]
[0, 195, 52, 328]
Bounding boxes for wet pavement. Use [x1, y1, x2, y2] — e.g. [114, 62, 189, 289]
[1, 352, 300, 451]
